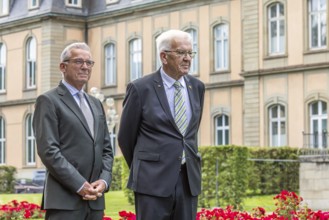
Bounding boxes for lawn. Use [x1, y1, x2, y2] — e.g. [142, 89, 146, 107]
[0, 191, 135, 219]
[0, 191, 276, 219]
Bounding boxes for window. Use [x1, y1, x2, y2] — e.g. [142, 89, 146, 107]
[310, 101, 327, 148]
[0, 43, 6, 92]
[66, 0, 81, 7]
[185, 28, 198, 75]
[26, 114, 36, 165]
[110, 127, 116, 156]
[26, 37, 36, 89]
[0, 117, 5, 164]
[308, 0, 327, 49]
[29, 0, 39, 9]
[129, 38, 142, 81]
[269, 104, 286, 146]
[106, 0, 119, 4]
[214, 24, 229, 71]
[215, 114, 229, 145]
[268, 2, 285, 55]
[155, 34, 162, 71]
[105, 43, 116, 86]
[0, 0, 9, 16]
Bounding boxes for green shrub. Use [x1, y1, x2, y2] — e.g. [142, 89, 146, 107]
[0, 166, 17, 193]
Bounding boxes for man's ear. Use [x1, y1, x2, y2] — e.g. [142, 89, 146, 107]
[160, 52, 167, 65]
[59, 63, 66, 72]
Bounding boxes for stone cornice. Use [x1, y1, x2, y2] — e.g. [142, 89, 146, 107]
[0, 98, 35, 107]
[205, 79, 244, 90]
[241, 62, 329, 78]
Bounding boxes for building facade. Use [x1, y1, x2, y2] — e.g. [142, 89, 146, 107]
[0, 0, 328, 178]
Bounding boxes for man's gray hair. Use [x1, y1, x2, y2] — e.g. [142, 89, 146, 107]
[156, 29, 192, 56]
[60, 42, 91, 62]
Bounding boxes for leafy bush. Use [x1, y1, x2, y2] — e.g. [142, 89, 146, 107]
[0, 166, 16, 193]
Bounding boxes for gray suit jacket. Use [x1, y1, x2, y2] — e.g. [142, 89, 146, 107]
[118, 71, 205, 197]
[33, 82, 113, 210]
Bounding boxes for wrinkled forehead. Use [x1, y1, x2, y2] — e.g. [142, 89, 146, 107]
[171, 37, 192, 50]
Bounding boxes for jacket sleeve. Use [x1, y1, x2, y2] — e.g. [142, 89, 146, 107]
[118, 83, 142, 167]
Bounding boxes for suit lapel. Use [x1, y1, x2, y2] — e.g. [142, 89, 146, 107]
[152, 71, 178, 130]
[184, 76, 197, 133]
[57, 83, 94, 139]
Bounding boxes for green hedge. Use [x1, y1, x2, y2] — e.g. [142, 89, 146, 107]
[0, 166, 17, 193]
[111, 146, 300, 209]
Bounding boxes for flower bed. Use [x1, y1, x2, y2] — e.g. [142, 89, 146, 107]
[197, 190, 329, 220]
[0, 200, 45, 219]
[2, 191, 328, 219]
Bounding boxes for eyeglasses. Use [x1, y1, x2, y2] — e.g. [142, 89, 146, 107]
[164, 50, 197, 58]
[64, 58, 95, 67]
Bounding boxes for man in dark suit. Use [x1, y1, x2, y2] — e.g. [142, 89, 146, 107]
[33, 42, 114, 220]
[118, 29, 205, 220]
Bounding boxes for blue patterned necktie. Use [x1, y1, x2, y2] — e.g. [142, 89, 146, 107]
[78, 91, 94, 137]
[174, 81, 188, 135]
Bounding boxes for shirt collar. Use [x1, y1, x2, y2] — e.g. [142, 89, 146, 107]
[61, 79, 83, 96]
[160, 68, 186, 89]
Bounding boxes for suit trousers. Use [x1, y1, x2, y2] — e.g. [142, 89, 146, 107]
[45, 201, 104, 220]
[135, 164, 198, 220]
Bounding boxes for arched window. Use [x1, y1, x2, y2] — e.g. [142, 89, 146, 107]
[185, 28, 198, 75]
[0, 43, 6, 92]
[26, 37, 36, 89]
[0, 116, 5, 164]
[129, 38, 142, 81]
[309, 101, 327, 148]
[26, 114, 36, 165]
[268, 2, 285, 55]
[155, 34, 162, 71]
[214, 114, 229, 145]
[214, 24, 229, 71]
[104, 43, 116, 86]
[269, 104, 286, 146]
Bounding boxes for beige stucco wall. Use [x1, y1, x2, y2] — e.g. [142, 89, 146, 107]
[1, 0, 329, 182]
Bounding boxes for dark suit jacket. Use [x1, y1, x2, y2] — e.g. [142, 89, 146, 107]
[33, 82, 113, 210]
[118, 70, 205, 197]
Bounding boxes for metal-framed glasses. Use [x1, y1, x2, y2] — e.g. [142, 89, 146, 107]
[64, 58, 95, 67]
[164, 50, 197, 58]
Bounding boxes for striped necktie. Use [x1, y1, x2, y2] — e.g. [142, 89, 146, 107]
[78, 91, 94, 137]
[174, 81, 188, 135]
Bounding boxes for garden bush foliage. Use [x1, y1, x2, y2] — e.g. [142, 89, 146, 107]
[109, 146, 300, 209]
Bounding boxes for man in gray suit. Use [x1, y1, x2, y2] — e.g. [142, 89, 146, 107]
[33, 42, 113, 220]
[118, 29, 205, 220]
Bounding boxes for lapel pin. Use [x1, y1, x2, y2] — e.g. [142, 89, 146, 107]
[158, 84, 161, 88]
[189, 85, 192, 89]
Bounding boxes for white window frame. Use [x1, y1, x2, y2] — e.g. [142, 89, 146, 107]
[29, 0, 39, 9]
[308, 0, 327, 49]
[26, 37, 36, 89]
[310, 101, 328, 149]
[185, 28, 198, 75]
[215, 114, 229, 145]
[0, 43, 6, 92]
[268, 2, 285, 55]
[65, 0, 81, 7]
[155, 34, 162, 71]
[0, 0, 9, 16]
[106, 0, 119, 4]
[214, 24, 229, 71]
[105, 43, 117, 86]
[0, 117, 5, 164]
[269, 104, 286, 147]
[110, 127, 116, 156]
[26, 114, 36, 165]
[129, 38, 142, 81]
